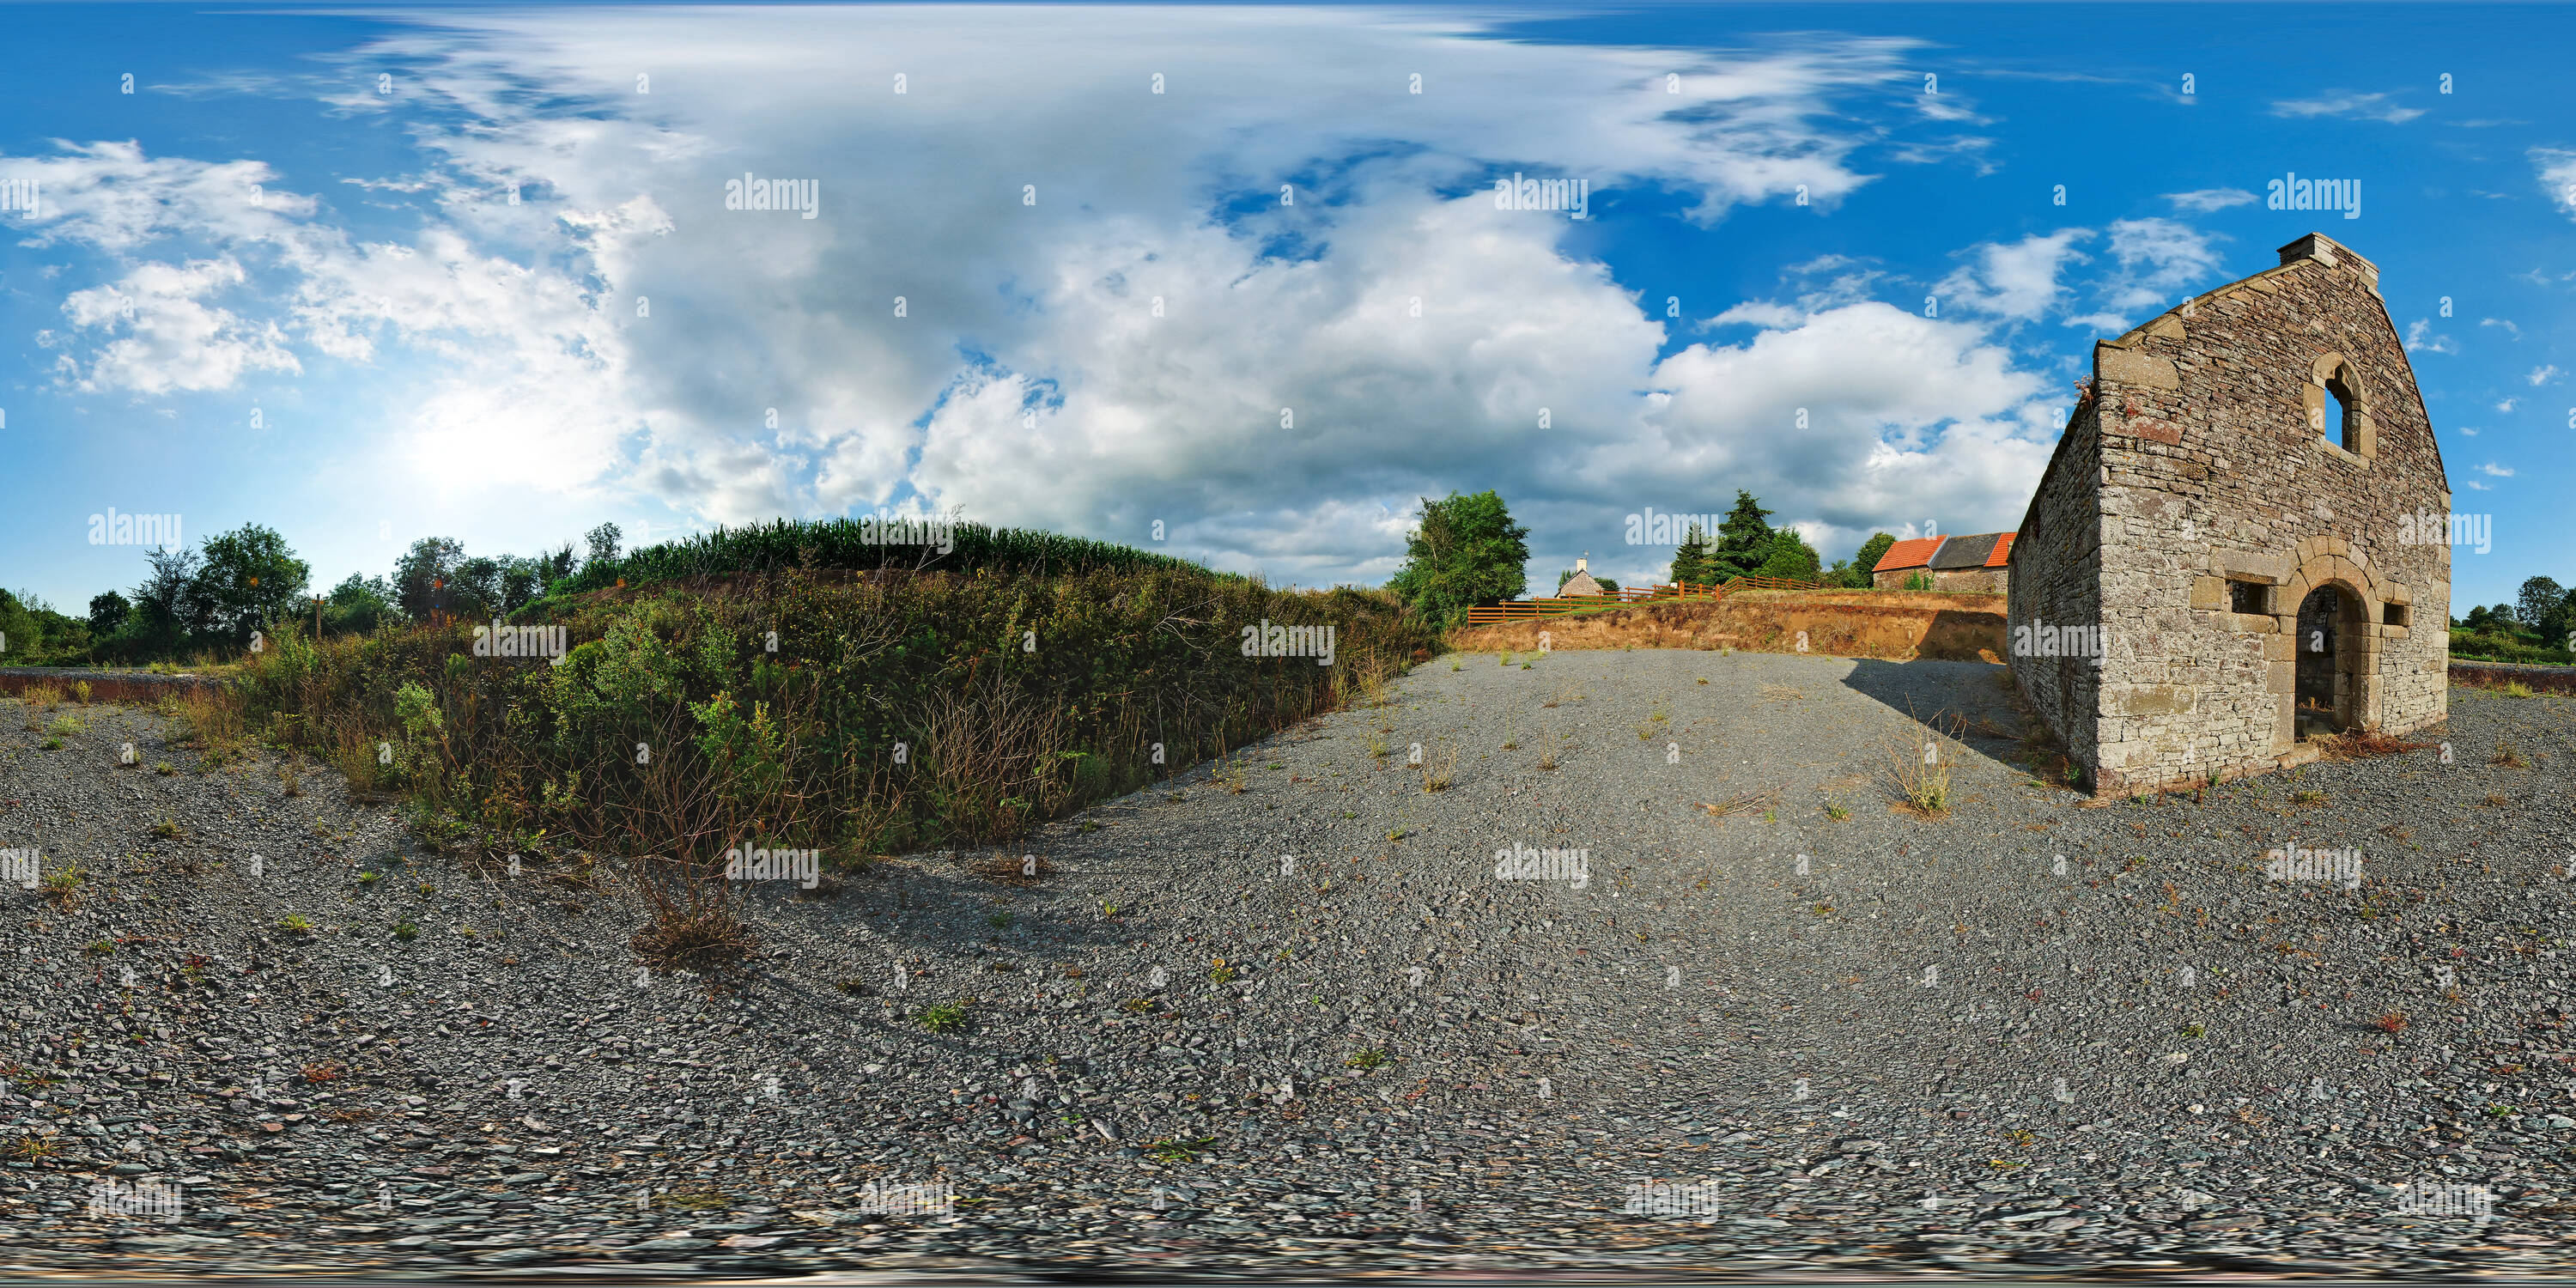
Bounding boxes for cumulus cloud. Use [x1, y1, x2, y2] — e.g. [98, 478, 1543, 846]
[1934, 230, 2091, 321]
[49, 258, 301, 395]
[2535, 148, 2576, 218]
[2095, 217, 2226, 315]
[2530, 365, 2562, 386]
[14, 6, 2057, 586]
[2404, 319, 2454, 355]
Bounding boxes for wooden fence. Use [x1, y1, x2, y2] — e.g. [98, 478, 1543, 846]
[1462, 575, 1827, 625]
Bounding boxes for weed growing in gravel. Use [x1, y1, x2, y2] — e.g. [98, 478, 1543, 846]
[47, 714, 82, 737]
[1346, 1048, 1387, 1069]
[416, 881, 435, 896]
[71, 682, 91, 704]
[1521, 661, 1533, 670]
[1450, 659, 1461, 671]
[2492, 738, 2529, 769]
[1121, 998, 1154, 1014]
[278, 914, 314, 934]
[82, 939, 114, 958]
[1145, 1136, 1214, 1163]
[1208, 959, 1238, 983]
[277, 759, 302, 798]
[39, 864, 82, 908]
[2504, 681, 2537, 698]
[153, 762, 173, 776]
[1886, 711, 1958, 819]
[2291, 788, 2328, 805]
[8, 1136, 58, 1162]
[1536, 749, 1558, 771]
[2178, 1022, 2205, 1038]
[1365, 732, 1389, 760]
[2376, 1011, 2409, 1033]
[1636, 711, 1668, 740]
[150, 818, 182, 840]
[835, 977, 870, 995]
[1420, 743, 1456, 792]
[39, 737, 60, 750]
[1101, 902, 1121, 918]
[1499, 651, 1514, 666]
[392, 921, 418, 940]
[1824, 803, 1850, 821]
[170, 685, 248, 767]
[986, 912, 1012, 930]
[357, 872, 379, 885]
[918, 1002, 969, 1033]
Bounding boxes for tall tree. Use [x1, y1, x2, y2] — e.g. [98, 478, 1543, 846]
[87, 591, 131, 639]
[185, 524, 312, 647]
[324, 574, 399, 636]
[1669, 521, 1711, 587]
[2518, 576, 2564, 629]
[1388, 490, 1531, 628]
[392, 537, 468, 622]
[1704, 490, 1775, 583]
[127, 544, 201, 656]
[586, 522, 624, 567]
[1757, 528, 1822, 583]
[1850, 532, 1897, 586]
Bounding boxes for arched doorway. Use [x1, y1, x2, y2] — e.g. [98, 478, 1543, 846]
[2293, 584, 2361, 739]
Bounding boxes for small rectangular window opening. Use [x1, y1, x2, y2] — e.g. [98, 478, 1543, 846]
[2227, 580, 2267, 615]
[2383, 603, 2409, 628]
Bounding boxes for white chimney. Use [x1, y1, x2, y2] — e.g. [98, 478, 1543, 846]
[1577, 552, 1589, 572]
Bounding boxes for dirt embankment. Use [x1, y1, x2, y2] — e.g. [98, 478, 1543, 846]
[1450, 590, 2008, 662]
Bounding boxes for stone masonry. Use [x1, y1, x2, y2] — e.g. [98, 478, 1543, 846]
[2008, 234, 2451, 794]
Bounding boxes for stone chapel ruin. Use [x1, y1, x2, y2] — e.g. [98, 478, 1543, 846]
[2008, 233, 2451, 795]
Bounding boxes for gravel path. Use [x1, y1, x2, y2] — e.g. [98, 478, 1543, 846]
[5, 650, 2576, 1279]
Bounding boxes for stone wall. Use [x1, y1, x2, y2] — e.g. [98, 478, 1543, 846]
[2079, 234, 2449, 793]
[2007, 398, 2105, 773]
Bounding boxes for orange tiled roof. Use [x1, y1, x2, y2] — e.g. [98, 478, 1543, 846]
[1985, 532, 2015, 568]
[1873, 537, 1942, 574]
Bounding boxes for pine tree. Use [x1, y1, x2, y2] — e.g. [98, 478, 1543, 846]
[1669, 522, 1711, 588]
[1704, 491, 1775, 583]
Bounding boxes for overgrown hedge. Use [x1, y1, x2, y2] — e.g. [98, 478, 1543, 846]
[234, 567, 1432, 866]
[547, 517, 1213, 601]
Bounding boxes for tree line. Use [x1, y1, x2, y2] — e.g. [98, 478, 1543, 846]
[1384, 489, 1905, 629]
[0, 522, 627, 666]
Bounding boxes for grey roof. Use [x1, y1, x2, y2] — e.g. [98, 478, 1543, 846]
[1558, 570, 1605, 597]
[1927, 532, 2004, 570]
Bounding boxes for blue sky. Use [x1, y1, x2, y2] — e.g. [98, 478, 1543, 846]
[2, 1, 2568, 618]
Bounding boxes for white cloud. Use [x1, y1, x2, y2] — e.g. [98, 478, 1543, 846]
[2464, 479, 2491, 490]
[2164, 187, 2257, 212]
[2271, 92, 2424, 125]
[2480, 462, 2515, 477]
[2495, 397, 2518, 413]
[16, 8, 2054, 585]
[2535, 148, 2576, 219]
[1933, 230, 2091, 321]
[2094, 217, 2226, 317]
[49, 257, 301, 396]
[2404, 319, 2455, 354]
[2530, 365, 2563, 386]
[2481, 318, 2520, 338]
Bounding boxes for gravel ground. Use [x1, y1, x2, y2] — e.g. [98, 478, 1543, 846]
[4, 649, 2576, 1280]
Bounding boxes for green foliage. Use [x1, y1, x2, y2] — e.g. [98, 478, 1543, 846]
[1704, 490, 1775, 584]
[1669, 522, 1712, 586]
[324, 573, 402, 636]
[1756, 528, 1822, 582]
[186, 524, 312, 649]
[549, 516, 1206, 601]
[2518, 577, 2563, 632]
[1388, 490, 1530, 628]
[1904, 571, 1934, 592]
[87, 591, 131, 639]
[234, 556, 1437, 862]
[1850, 532, 1898, 585]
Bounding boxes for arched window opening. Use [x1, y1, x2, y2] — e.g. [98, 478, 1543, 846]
[2323, 366, 2359, 453]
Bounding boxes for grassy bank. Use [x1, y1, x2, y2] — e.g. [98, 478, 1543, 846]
[224, 566, 1434, 869]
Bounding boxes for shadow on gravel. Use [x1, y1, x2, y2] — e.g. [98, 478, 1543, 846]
[1838, 656, 2019, 737]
